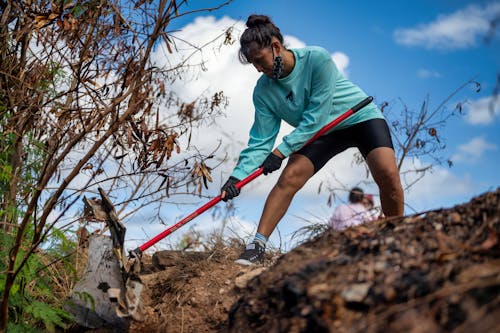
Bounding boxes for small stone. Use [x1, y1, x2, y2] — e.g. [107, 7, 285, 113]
[307, 283, 331, 300]
[374, 261, 387, 272]
[300, 306, 312, 316]
[449, 212, 461, 223]
[235, 267, 267, 289]
[384, 287, 397, 301]
[341, 283, 372, 303]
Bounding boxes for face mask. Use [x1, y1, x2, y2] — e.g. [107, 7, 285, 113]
[272, 48, 283, 80]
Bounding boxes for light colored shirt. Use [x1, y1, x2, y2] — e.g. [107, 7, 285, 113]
[231, 46, 384, 180]
[329, 203, 374, 231]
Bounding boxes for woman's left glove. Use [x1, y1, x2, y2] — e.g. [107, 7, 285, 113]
[221, 176, 240, 202]
[261, 152, 283, 175]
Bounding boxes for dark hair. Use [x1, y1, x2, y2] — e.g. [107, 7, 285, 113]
[239, 14, 284, 63]
[348, 187, 364, 204]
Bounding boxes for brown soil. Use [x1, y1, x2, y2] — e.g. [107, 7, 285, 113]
[130, 188, 499, 332]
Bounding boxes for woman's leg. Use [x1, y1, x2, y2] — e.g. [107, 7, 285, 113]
[365, 147, 404, 216]
[256, 154, 315, 237]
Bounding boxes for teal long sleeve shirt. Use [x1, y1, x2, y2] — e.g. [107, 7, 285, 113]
[231, 46, 384, 180]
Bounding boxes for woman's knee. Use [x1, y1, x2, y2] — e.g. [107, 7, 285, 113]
[366, 148, 401, 187]
[374, 167, 401, 189]
[277, 168, 304, 191]
[276, 157, 313, 191]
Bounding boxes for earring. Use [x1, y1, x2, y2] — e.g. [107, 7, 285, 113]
[272, 54, 283, 80]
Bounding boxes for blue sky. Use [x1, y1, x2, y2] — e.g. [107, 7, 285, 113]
[123, 0, 499, 252]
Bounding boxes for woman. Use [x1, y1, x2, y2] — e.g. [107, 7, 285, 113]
[329, 187, 376, 231]
[221, 14, 404, 265]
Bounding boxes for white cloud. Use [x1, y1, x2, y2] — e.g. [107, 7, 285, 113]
[451, 136, 497, 163]
[129, 16, 359, 250]
[332, 52, 350, 77]
[285, 35, 349, 76]
[283, 34, 306, 49]
[393, 3, 500, 50]
[417, 68, 442, 79]
[464, 95, 500, 125]
[131, 15, 489, 250]
[398, 157, 476, 212]
[149, 16, 353, 188]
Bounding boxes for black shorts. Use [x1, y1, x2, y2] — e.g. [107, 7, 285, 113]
[295, 118, 394, 173]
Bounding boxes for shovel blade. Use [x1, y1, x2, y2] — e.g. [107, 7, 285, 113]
[114, 278, 144, 321]
[66, 235, 130, 329]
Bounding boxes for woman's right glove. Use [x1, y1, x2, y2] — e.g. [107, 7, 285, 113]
[221, 176, 240, 202]
[261, 152, 283, 175]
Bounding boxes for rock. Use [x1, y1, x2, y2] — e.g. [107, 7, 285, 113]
[234, 267, 267, 289]
[341, 282, 372, 303]
[449, 212, 461, 223]
[152, 250, 206, 269]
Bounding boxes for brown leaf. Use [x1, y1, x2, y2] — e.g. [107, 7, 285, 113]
[140, 120, 148, 136]
[34, 15, 50, 29]
[147, 138, 159, 152]
[63, 17, 71, 31]
[82, 163, 93, 171]
[34, 13, 59, 29]
[202, 175, 208, 189]
[200, 163, 212, 182]
[127, 127, 133, 147]
[197, 182, 202, 196]
[94, 168, 104, 176]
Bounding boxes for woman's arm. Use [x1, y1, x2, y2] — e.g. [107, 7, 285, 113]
[231, 99, 281, 180]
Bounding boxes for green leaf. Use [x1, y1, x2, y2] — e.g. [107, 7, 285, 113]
[24, 301, 71, 332]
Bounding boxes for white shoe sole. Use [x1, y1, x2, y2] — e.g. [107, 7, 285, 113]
[234, 258, 257, 266]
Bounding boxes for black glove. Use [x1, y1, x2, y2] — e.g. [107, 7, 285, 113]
[261, 152, 283, 175]
[221, 176, 240, 202]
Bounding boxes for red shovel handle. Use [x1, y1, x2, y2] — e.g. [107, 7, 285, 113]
[133, 96, 373, 255]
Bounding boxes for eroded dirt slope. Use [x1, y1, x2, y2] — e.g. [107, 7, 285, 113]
[130, 240, 278, 332]
[133, 188, 500, 333]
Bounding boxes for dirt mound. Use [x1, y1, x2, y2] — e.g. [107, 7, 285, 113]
[130, 240, 278, 332]
[132, 189, 499, 333]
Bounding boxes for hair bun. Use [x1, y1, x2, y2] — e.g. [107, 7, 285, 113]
[246, 14, 272, 28]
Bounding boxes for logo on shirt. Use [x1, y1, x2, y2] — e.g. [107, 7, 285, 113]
[285, 91, 293, 102]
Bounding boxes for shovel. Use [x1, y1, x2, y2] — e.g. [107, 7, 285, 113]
[68, 96, 373, 327]
[66, 188, 143, 329]
[131, 96, 374, 256]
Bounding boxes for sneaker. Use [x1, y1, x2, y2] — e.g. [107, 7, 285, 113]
[235, 242, 265, 266]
